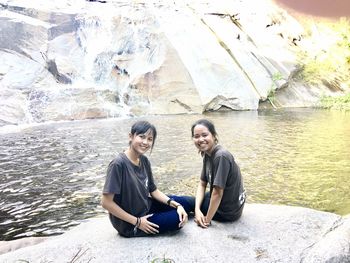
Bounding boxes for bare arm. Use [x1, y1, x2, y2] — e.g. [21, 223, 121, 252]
[195, 180, 207, 211]
[205, 186, 223, 223]
[101, 193, 137, 225]
[150, 189, 172, 205]
[194, 180, 208, 228]
[101, 193, 159, 234]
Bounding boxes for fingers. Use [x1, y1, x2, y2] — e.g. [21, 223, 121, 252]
[139, 215, 159, 234]
[178, 211, 188, 228]
[203, 218, 211, 228]
[177, 207, 188, 228]
[198, 219, 208, 228]
[144, 214, 159, 229]
[145, 224, 159, 234]
[195, 214, 209, 228]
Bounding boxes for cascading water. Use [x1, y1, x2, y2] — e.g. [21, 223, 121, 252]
[70, 2, 167, 119]
[0, 1, 168, 129]
[2, 0, 327, 130]
[73, 12, 132, 116]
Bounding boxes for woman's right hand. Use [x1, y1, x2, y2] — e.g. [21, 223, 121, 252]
[194, 209, 210, 228]
[138, 214, 159, 234]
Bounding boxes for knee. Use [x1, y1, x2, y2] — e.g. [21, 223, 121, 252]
[170, 195, 195, 213]
[181, 196, 195, 212]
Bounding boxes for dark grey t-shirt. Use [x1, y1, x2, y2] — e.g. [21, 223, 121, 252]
[201, 145, 245, 220]
[103, 152, 157, 237]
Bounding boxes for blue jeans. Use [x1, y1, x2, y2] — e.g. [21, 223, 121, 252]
[143, 195, 195, 235]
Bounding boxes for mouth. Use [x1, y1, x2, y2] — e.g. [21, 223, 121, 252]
[197, 142, 207, 148]
[140, 145, 149, 150]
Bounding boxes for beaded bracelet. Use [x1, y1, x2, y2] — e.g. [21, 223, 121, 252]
[133, 217, 141, 235]
[136, 217, 141, 228]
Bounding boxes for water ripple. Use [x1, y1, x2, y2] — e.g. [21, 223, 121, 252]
[0, 109, 349, 240]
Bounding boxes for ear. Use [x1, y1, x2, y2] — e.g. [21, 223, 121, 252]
[128, 133, 133, 144]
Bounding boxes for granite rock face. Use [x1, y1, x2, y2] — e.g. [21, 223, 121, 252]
[0, 204, 349, 263]
[0, 0, 348, 127]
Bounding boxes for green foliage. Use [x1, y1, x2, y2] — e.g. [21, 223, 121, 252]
[296, 18, 350, 85]
[267, 71, 283, 108]
[272, 71, 283, 81]
[319, 93, 350, 110]
[267, 88, 276, 102]
[150, 256, 175, 263]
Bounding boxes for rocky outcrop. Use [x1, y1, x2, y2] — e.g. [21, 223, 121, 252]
[301, 215, 350, 263]
[0, 0, 348, 127]
[0, 204, 349, 263]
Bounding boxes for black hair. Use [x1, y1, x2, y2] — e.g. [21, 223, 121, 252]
[191, 119, 219, 144]
[130, 120, 157, 150]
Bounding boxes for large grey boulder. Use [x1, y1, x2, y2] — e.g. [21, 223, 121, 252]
[1, 0, 346, 127]
[0, 204, 349, 263]
[301, 215, 350, 263]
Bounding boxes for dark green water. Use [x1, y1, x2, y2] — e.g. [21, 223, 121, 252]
[0, 109, 349, 240]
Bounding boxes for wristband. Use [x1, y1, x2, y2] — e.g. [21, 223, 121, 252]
[167, 198, 174, 206]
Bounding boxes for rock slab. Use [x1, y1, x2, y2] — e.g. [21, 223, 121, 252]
[1, 204, 349, 263]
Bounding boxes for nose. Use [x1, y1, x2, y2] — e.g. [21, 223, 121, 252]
[141, 138, 149, 145]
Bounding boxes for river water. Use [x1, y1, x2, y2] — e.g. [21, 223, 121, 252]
[0, 108, 349, 240]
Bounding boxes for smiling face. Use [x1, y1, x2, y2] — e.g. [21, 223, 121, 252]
[192, 124, 216, 155]
[129, 129, 154, 156]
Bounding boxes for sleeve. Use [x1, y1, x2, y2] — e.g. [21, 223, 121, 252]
[144, 157, 157, 192]
[212, 155, 230, 189]
[102, 159, 123, 194]
[200, 156, 208, 182]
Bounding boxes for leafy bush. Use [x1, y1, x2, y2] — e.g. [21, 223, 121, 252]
[296, 18, 350, 86]
[319, 93, 350, 110]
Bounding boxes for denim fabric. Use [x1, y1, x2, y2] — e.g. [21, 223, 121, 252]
[147, 195, 195, 234]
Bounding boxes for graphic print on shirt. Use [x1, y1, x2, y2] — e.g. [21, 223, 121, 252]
[206, 160, 212, 185]
[143, 176, 149, 190]
[239, 190, 246, 206]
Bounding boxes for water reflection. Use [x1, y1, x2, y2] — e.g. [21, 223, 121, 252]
[0, 109, 349, 240]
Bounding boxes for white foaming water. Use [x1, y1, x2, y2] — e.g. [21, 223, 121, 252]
[72, 6, 131, 115]
[0, 0, 170, 130]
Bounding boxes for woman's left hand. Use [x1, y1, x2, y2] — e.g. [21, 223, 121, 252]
[176, 205, 188, 228]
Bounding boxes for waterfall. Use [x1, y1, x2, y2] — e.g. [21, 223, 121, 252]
[50, 1, 167, 121]
[66, 9, 133, 118]
[0, 1, 168, 128]
[2, 0, 332, 129]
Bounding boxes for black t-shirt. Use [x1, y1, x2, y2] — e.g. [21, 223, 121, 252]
[103, 152, 157, 237]
[201, 145, 245, 220]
